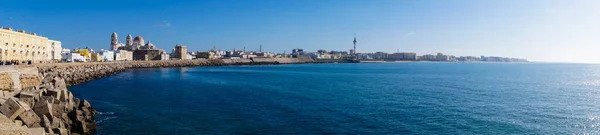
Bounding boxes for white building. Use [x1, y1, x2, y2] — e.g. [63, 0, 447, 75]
[185, 53, 193, 60]
[242, 54, 257, 59]
[436, 53, 449, 61]
[98, 49, 115, 62]
[309, 52, 333, 59]
[61, 49, 86, 62]
[60, 49, 70, 62]
[161, 53, 170, 60]
[47, 40, 62, 62]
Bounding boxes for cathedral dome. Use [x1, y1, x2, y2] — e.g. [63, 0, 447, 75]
[134, 36, 144, 41]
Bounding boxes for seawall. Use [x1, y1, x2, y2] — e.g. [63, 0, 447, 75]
[35, 58, 313, 86]
[0, 58, 313, 134]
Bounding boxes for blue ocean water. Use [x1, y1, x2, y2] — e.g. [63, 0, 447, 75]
[68, 63, 600, 134]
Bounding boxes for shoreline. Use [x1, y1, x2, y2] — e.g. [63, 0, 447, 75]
[0, 58, 534, 134]
[0, 58, 314, 134]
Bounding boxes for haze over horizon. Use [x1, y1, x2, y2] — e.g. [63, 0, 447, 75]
[1, 0, 598, 63]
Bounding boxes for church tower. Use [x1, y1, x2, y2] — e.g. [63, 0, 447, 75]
[126, 34, 133, 47]
[110, 32, 118, 51]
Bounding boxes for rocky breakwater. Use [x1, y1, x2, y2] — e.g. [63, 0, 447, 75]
[0, 66, 96, 135]
[35, 60, 221, 86]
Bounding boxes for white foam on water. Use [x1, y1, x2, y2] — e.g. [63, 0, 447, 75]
[97, 116, 118, 124]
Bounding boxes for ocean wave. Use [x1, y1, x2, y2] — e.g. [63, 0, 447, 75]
[97, 111, 116, 115]
[97, 116, 118, 124]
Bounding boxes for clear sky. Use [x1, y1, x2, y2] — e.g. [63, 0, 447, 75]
[1, 0, 599, 63]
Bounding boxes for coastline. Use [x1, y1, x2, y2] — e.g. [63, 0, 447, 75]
[0, 58, 532, 134]
[0, 58, 314, 134]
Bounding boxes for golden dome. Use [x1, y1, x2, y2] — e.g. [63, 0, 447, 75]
[133, 36, 144, 41]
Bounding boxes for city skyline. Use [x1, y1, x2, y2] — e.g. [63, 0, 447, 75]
[1, 0, 599, 63]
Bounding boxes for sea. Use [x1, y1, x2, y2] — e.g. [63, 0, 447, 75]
[68, 62, 600, 134]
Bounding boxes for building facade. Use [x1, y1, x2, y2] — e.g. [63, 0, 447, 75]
[115, 50, 133, 61]
[195, 52, 214, 59]
[436, 53, 449, 61]
[74, 48, 91, 61]
[0, 27, 52, 64]
[47, 40, 62, 62]
[61, 49, 86, 62]
[387, 52, 416, 61]
[173, 45, 187, 60]
[133, 50, 166, 61]
[98, 50, 114, 61]
[419, 54, 437, 61]
[90, 52, 103, 62]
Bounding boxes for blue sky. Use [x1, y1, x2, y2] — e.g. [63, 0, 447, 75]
[1, 0, 599, 63]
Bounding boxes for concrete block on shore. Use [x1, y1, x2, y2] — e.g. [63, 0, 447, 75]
[71, 119, 87, 134]
[0, 97, 7, 105]
[0, 97, 26, 120]
[58, 90, 69, 102]
[17, 110, 41, 127]
[17, 100, 32, 111]
[20, 89, 41, 101]
[51, 103, 66, 119]
[52, 128, 68, 135]
[41, 115, 51, 129]
[73, 98, 80, 109]
[18, 97, 35, 109]
[52, 77, 67, 91]
[6, 87, 22, 98]
[46, 88, 62, 100]
[51, 116, 64, 129]
[14, 119, 23, 126]
[29, 127, 46, 135]
[79, 100, 91, 110]
[34, 100, 53, 120]
[3, 90, 14, 98]
[0, 114, 31, 134]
